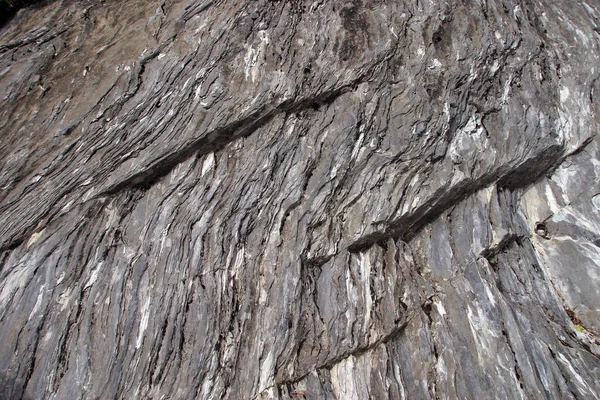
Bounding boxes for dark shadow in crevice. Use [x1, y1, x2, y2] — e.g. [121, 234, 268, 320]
[0, 0, 48, 29]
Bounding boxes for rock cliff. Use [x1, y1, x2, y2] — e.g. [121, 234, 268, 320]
[1, 0, 600, 398]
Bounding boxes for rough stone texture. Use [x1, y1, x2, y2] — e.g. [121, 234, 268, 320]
[1, 0, 600, 398]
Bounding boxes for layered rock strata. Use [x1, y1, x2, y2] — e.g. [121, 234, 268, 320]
[1, 0, 600, 398]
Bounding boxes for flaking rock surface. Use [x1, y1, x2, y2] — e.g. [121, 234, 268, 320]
[1, 0, 600, 399]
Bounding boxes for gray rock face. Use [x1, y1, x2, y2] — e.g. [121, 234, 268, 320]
[1, 0, 600, 398]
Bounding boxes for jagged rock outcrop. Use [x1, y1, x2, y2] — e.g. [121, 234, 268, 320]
[1, 0, 600, 398]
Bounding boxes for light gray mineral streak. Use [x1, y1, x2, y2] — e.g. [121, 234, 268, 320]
[1, 0, 600, 399]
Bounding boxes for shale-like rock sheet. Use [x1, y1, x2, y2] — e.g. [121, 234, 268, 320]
[1, 0, 600, 398]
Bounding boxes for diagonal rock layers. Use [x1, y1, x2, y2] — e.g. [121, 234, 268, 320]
[1, 0, 600, 398]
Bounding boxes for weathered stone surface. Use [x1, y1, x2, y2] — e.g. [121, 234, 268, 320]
[1, 0, 600, 398]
